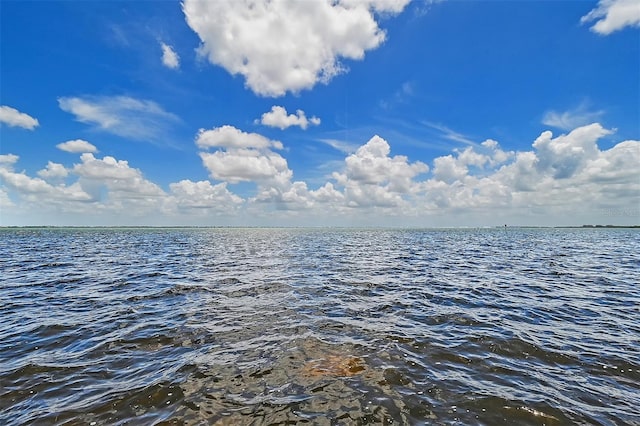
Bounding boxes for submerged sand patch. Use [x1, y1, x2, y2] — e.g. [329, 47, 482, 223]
[301, 354, 366, 378]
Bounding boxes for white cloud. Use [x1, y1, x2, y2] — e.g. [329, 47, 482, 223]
[161, 42, 180, 69]
[0, 155, 91, 203]
[55, 153, 168, 217]
[74, 153, 140, 181]
[0, 171, 89, 202]
[1, 122, 638, 226]
[0, 154, 20, 167]
[1, 169, 55, 195]
[422, 121, 479, 147]
[0, 152, 248, 223]
[58, 95, 179, 141]
[495, 151, 539, 193]
[532, 123, 612, 179]
[480, 139, 513, 166]
[336, 135, 428, 185]
[369, 123, 638, 224]
[332, 135, 428, 207]
[310, 182, 345, 204]
[317, 138, 359, 154]
[277, 181, 316, 209]
[37, 162, 68, 181]
[258, 106, 320, 130]
[196, 125, 281, 150]
[0, 188, 13, 208]
[412, 0, 446, 17]
[432, 155, 469, 184]
[167, 180, 243, 213]
[0, 105, 39, 130]
[251, 179, 346, 212]
[581, 0, 640, 35]
[196, 125, 292, 187]
[200, 149, 292, 186]
[73, 153, 165, 199]
[432, 141, 514, 183]
[56, 139, 98, 153]
[183, 0, 410, 96]
[437, 124, 639, 220]
[542, 104, 605, 131]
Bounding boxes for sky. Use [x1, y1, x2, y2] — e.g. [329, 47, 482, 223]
[1, 0, 639, 227]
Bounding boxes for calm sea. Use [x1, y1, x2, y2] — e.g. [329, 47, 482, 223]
[1, 227, 638, 425]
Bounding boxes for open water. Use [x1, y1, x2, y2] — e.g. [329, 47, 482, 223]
[0, 227, 639, 425]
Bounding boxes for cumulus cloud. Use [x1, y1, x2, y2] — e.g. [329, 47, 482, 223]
[200, 149, 292, 185]
[0, 154, 19, 167]
[0, 105, 39, 130]
[0, 172, 89, 202]
[432, 155, 469, 184]
[332, 135, 428, 207]
[532, 123, 612, 179]
[58, 95, 179, 141]
[251, 179, 346, 212]
[168, 180, 243, 209]
[37, 162, 68, 181]
[161, 42, 180, 69]
[336, 135, 428, 185]
[454, 124, 639, 218]
[183, 0, 410, 96]
[0, 155, 91, 203]
[0, 151, 247, 221]
[432, 141, 514, 183]
[581, 0, 640, 34]
[196, 125, 282, 150]
[196, 125, 292, 187]
[2, 122, 638, 226]
[0, 188, 13, 208]
[73, 153, 165, 200]
[56, 139, 98, 153]
[395, 123, 637, 222]
[258, 106, 321, 130]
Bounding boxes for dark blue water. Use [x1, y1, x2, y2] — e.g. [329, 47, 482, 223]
[1, 228, 639, 425]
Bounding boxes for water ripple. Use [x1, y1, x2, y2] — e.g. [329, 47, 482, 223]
[1, 227, 639, 425]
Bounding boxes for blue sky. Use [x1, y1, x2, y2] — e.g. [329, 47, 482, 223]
[1, 0, 638, 226]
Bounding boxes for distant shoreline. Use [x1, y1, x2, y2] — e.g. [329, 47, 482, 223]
[1, 225, 638, 230]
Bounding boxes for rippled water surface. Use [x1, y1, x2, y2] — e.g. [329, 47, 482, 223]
[1, 227, 639, 425]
